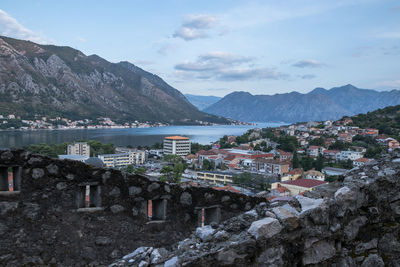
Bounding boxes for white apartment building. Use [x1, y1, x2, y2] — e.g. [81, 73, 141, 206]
[339, 150, 363, 161]
[163, 136, 191, 156]
[98, 150, 145, 168]
[67, 142, 90, 157]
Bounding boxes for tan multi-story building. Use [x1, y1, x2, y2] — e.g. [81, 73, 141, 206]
[196, 171, 233, 185]
[67, 142, 90, 157]
[163, 136, 191, 156]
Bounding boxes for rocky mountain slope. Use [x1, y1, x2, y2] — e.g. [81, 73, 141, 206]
[0, 36, 228, 124]
[184, 94, 221, 111]
[204, 84, 400, 123]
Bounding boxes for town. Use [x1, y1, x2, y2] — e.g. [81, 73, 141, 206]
[51, 116, 398, 201]
[0, 114, 247, 131]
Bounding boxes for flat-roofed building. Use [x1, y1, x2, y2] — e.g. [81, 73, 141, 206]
[196, 171, 233, 185]
[163, 136, 191, 156]
[67, 142, 90, 157]
[98, 150, 145, 168]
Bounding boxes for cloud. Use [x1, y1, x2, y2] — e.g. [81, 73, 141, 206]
[217, 68, 288, 81]
[0, 9, 50, 43]
[182, 14, 218, 29]
[173, 14, 218, 41]
[157, 42, 178, 55]
[300, 74, 317, 79]
[292, 59, 324, 68]
[175, 51, 253, 72]
[377, 80, 400, 88]
[77, 36, 87, 43]
[174, 51, 288, 81]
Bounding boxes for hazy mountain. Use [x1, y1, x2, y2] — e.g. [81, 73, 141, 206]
[0, 36, 229, 124]
[204, 84, 400, 123]
[184, 94, 221, 110]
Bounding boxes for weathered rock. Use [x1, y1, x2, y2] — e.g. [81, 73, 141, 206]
[344, 216, 367, 241]
[109, 187, 121, 197]
[23, 203, 41, 220]
[110, 205, 125, 214]
[217, 249, 246, 265]
[272, 204, 299, 230]
[147, 183, 160, 192]
[214, 230, 230, 241]
[302, 240, 335, 265]
[1, 150, 13, 160]
[56, 182, 67, 190]
[256, 246, 284, 267]
[295, 195, 324, 213]
[31, 168, 44, 179]
[0, 222, 8, 235]
[247, 217, 282, 240]
[180, 192, 192, 206]
[221, 195, 230, 203]
[95, 236, 112, 246]
[46, 164, 59, 175]
[0, 201, 18, 215]
[164, 256, 179, 267]
[129, 186, 142, 196]
[196, 225, 216, 242]
[361, 254, 384, 267]
[150, 248, 169, 264]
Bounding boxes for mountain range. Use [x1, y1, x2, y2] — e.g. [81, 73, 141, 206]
[184, 94, 221, 110]
[0, 36, 229, 124]
[203, 85, 400, 123]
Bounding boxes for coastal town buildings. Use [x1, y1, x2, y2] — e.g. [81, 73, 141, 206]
[163, 136, 191, 156]
[67, 142, 90, 157]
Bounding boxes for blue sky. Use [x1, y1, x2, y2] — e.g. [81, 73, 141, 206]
[0, 0, 399, 96]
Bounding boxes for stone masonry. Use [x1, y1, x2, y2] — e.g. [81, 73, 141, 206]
[0, 149, 260, 266]
[111, 153, 400, 266]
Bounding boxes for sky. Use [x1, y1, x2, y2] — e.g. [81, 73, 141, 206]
[0, 0, 399, 97]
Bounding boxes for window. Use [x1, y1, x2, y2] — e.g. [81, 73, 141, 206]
[77, 182, 102, 210]
[0, 166, 21, 193]
[197, 205, 221, 226]
[147, 199, 167, 221]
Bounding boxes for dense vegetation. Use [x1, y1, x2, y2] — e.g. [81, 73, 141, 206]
[27, 140, 115, 158]
[349, 105, 400, 139]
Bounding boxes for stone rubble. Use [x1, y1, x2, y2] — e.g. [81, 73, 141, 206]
[111, 152, 400, 266]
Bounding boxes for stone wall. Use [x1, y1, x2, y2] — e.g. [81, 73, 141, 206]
[0, 149, 261, 266]
[112, 153, 400, 267]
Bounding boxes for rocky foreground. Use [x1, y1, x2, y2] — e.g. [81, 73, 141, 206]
[111, 154, 400, 266]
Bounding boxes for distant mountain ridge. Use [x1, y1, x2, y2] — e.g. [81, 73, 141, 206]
[0, 36, 229, 124]
[184, 94, 221, 110]
[204, 84, 400, 123]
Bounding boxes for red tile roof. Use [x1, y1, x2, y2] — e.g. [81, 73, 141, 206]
[276, 186, 290, 193]
[212, 185, 241, 193]
[283, 178, 326, 188]
[165, 136, 189, 140]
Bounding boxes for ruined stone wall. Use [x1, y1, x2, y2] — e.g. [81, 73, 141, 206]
[0, 149, 261, 266]
[112, 154, 400, 267]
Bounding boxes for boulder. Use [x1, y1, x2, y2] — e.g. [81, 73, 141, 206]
[247, 217, 282, 240]
[302, 240, 335, 265]
[180, 192, 192, 206]
[110, 205, 125, 214]
[196, 225, 216, 242]
[31, 168, 45, 179]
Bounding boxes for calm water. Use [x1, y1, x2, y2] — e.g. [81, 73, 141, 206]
[0, 123, 284, 148]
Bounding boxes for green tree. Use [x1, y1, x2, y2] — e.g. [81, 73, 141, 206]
[134, 167, 146, 175]
[173, 163, 184, 183]
[292, 151, 300, 169]
[126, 164, 134, 173]
[314, 154, 324, 171]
